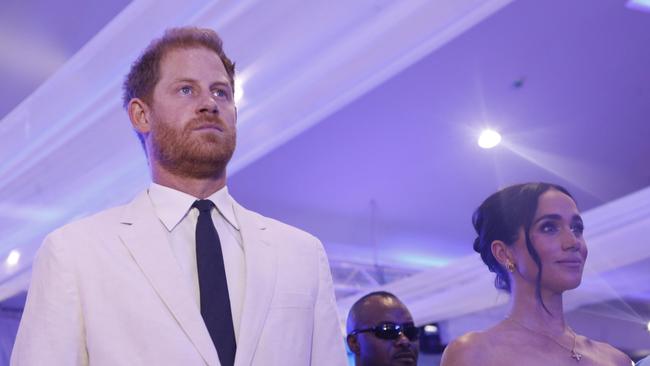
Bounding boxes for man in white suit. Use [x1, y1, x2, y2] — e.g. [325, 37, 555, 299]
[12, 27, 348, 366]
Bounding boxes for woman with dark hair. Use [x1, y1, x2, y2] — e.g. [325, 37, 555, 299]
[441, 183, 632, 366]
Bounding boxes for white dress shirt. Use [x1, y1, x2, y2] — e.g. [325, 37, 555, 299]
[147, 183, 246, 342]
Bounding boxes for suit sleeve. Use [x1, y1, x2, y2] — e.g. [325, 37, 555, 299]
[11, 230, 88, 366]
[309, 241, 349, 366]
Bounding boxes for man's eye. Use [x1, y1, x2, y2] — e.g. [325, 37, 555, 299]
[213, 89, 228, 98]
[180, 86, 192, 95]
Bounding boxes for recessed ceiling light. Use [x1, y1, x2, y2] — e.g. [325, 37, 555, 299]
[647, 320, 650, 332]
[478, 129, 502, 149]
[6, 250, 20, 266]
[627, 0, 650, 12]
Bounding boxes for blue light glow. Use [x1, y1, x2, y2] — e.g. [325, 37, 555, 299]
[396, 254, 449, 268]
[627, 0, 650, 12]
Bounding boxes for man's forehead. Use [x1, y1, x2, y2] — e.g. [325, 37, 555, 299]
[358, 296, 412, 324]
[159, 46, 229, 82]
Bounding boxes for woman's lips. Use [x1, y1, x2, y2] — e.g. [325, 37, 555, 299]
[556, 259, 582, 268]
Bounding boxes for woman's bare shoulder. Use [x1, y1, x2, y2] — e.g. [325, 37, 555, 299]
[440, 329, 498, 366]
[584, 337, 632, 366]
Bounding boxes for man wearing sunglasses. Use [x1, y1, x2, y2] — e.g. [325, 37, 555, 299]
[346, 291, 420, 366]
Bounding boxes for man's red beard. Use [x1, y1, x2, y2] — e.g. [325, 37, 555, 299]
[149, 115, 236, 179]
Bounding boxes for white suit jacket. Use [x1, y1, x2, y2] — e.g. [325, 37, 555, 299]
[11, 191, 348, 366]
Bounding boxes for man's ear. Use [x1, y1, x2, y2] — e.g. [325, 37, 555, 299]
[128, 98, 151, 134]
[491, 240, 513, 268]
[346, 334, 360, 355]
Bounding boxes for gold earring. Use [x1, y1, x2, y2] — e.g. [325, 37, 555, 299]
[506, 261, 516, 273]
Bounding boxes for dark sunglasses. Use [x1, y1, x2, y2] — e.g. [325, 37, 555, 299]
[349, 322, 419, 341]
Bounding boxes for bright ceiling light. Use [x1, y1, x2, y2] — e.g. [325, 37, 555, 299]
[423, 324, 438, 334]
[478, 129, 502, 149]
[6, 250, 20, 266]
[647, 320, 650, 332]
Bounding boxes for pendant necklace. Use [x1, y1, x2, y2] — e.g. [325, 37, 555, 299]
[506, 317, 583, 362]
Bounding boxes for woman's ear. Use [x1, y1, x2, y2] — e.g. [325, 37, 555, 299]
[128, 98, 151, 134]
[491, 240, 514, 271]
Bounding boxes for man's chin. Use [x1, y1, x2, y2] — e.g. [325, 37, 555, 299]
[187, 162, 228, 179]
[392, 354, 417, 366]
[392, 360, 417, 366]
[151, 138, 235, 179]
[160, 158, 229, 180]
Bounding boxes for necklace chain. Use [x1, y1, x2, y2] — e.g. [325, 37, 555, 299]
[506, 317, 583, 362]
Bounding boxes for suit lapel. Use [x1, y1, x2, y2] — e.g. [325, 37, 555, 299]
[118, 191, 220, 366]
[232, 202, 277, 366]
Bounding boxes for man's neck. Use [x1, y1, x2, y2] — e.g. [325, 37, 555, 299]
[152, 166, 227, 199]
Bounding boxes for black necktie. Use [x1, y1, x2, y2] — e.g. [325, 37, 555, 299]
[193, 199, 236, 366]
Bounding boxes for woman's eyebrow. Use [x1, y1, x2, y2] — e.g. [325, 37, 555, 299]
[532, 213, 583, 225]
[532, 214, 562, 225]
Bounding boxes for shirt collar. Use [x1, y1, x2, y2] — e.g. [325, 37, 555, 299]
[148, 182, 240, 232]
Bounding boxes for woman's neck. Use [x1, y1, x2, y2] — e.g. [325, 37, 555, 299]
[507, 282, 566, 336]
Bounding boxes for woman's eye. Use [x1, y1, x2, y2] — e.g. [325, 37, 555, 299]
[571, 222, 585, 236]
[180, 86, 192, 95]
[540, 222, 558, 233]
